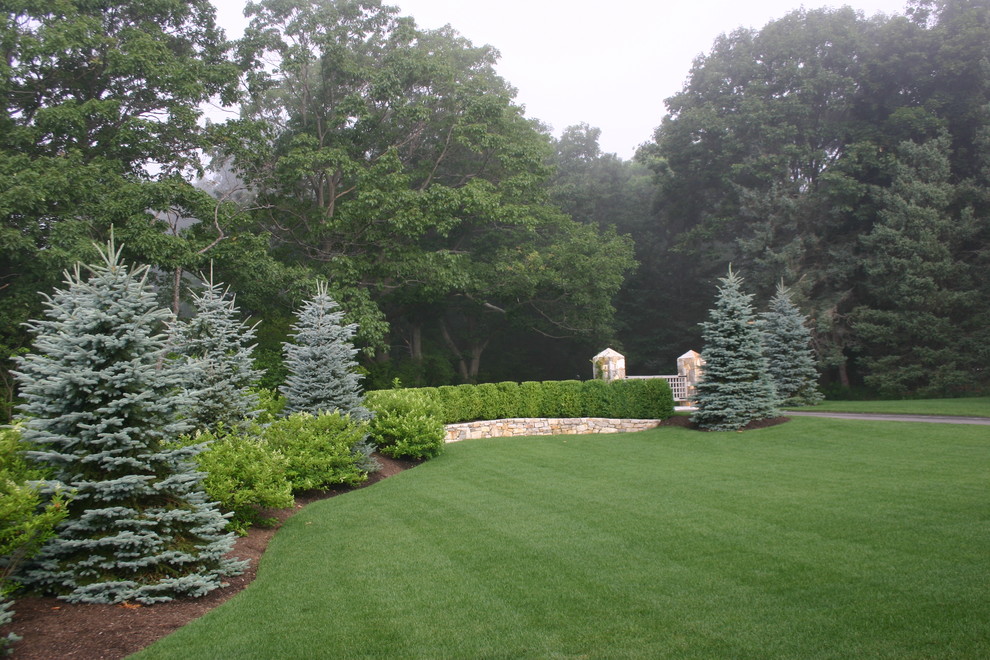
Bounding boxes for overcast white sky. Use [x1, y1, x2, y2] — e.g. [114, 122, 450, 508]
[211, 0, 911, 159]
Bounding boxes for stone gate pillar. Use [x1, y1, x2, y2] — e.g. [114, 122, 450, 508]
[592, 348, 626, 382]
[677, 350, 704, 399]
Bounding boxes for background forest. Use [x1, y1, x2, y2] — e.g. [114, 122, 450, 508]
[2, 0, 988, 420]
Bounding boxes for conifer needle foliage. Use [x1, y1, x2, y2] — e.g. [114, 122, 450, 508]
[281, 281, 369, 419]
[177, 268, 262, 433]
[12, 239, 244, 604]
[760, 284, 824, 406]
[692, 267, 780, 431]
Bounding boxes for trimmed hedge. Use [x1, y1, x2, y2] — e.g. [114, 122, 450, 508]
[371, 379, 674, 425]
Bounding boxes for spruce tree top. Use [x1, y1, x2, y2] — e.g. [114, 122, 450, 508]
[15, 238, 190, 459]
[281, 281, 369, 419]
[692, 267, 781, 431]
[760, 282, 824, 405]
[176, 266, 262, 432]
[13, 237, 243, 604]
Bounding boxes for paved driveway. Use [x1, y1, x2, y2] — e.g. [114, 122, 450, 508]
[785, 411, 990, 426]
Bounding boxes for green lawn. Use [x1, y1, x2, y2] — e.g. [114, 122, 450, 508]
[136, 419, 989, 659]
[787, 396, 990, 417]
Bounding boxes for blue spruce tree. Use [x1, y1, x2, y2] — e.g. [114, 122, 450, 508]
[760, 283, 824, 406]
[281, 281, 369, 419]
[12, 239, 245, 604]
[692, 268, 781, 431]
[176, 268, 261, 433]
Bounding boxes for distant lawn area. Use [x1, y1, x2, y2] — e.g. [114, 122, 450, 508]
[137, 418, 989, 659]
[789, 396, 990, 417]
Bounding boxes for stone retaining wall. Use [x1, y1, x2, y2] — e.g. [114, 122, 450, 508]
[444, 417, 663, 443]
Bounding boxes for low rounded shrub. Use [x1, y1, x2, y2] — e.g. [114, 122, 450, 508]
[580, 379, 613, 417]
[370, 413, 445, 460]
[366, 389, 445, 460]
[262, 412, 370, 491]
[434, 385, 466, 424]
[192, 430, 294, 535]
[547, 380, 583, 418]
[253, 388, 288, 424]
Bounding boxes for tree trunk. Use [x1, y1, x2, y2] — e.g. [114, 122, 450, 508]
[837, 359, 850, 388]
[410, 323, 423, 362]
[467, 339, 489, 382]
[439, 320, 470, 382]
[172, 267, 183, 316]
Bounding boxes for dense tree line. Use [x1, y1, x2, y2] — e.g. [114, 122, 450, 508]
[0, 0, 634, 419]
[584, 0, 988, 396]
[2, 0, 988, 414]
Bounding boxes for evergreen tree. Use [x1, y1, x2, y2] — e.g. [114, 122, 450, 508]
[853, 136, 980, 396]
[177, 268, 262, 433]
[760, 283, 824, 406]
[282, 282, 369, 419]
[692, 268, 781, 431]
[12, 240, 244, 604]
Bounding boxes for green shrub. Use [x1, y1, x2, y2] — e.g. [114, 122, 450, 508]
[475, 383, 509, 421]
[518, 381, 544, 417]
[495, 382, 521, 417]
[192, 430, 294, 535]
[611, 379, 675, 419]
[381, 378, 674, 428]
[366, 388, 444, 419]
[609, 379, 640, 418]
[254, 388, 288, 424]
[370, 413, 445, 460]
[640, 378, 675, 419]
[262, 412, 370, 491]
[366, 389, 445, 460]
[537, 381, 562, 417]
[456, 384, 485, 422]
[581, 379, 613, 417]
[555, 380, 585, 418]
[434, 385, 466, 424]
[1, 427, 69, 655]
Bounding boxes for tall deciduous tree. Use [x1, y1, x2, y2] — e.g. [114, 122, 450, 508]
[217, 0, 635, 381]
[640, 1, 990, 394]
[0, 0, 242, 418]
[549, 125, 660, 368]
[12, 239, 244, 604]
[692, 268, 780, 431]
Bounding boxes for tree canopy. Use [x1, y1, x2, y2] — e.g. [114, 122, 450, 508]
[2, 0, 988, 405]
[636, 0, 990, 394]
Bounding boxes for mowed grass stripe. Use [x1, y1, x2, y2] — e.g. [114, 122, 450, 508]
[135, 418, 990, 659]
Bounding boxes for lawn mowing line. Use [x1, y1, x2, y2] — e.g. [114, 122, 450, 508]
[418, 439, 900, 657]
[444, 428, 990, 656]
[134, 419, 990, 660]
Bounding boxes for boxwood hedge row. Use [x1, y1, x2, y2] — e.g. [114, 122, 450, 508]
[366, 379, 674, 425]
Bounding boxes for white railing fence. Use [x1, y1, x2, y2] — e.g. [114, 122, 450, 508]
[627, 375, 688, 401]
[594, 348, 703, 403]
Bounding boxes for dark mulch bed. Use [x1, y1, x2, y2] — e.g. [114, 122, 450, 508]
[660, 414, 791, 431]
[3, 417, 790, 659]
[1, 454, 419, 660]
